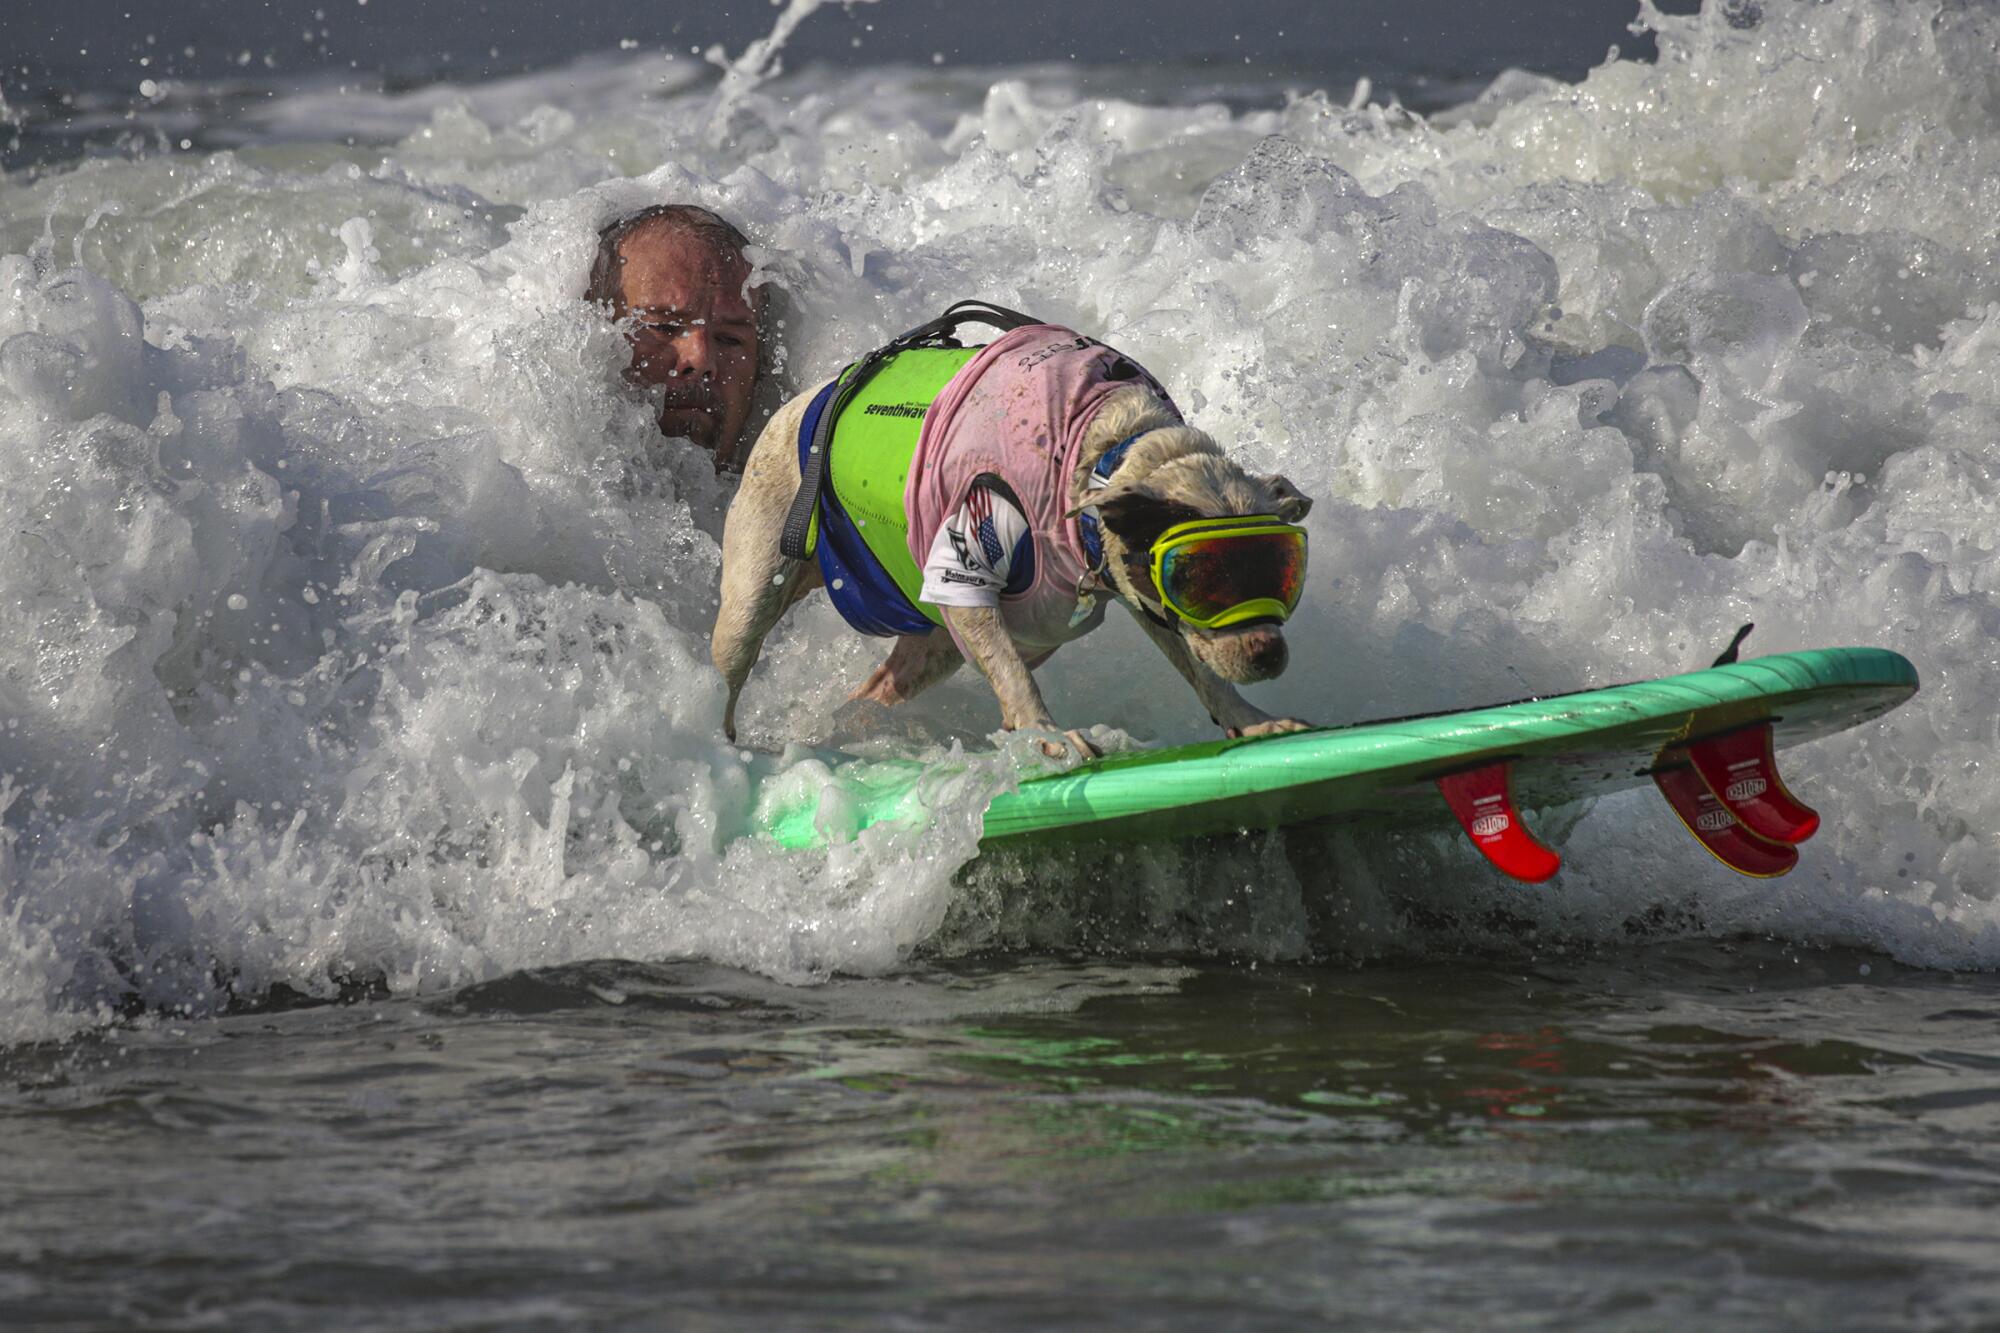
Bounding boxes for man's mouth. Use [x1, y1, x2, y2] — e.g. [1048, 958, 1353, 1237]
[657, 396, 719, 446]
[658, 391, 717, 415]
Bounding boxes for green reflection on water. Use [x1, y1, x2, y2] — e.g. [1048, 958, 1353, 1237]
[939, 955, 1927, 1145]
[755, 947, 1957, 1246]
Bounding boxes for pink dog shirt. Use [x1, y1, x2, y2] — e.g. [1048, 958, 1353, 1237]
[904, 325, 1175, 657]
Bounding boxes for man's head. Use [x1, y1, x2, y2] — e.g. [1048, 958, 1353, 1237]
[589, 204, 763, 470]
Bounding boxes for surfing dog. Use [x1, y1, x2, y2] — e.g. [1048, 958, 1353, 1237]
[712, 316, 1313, 758]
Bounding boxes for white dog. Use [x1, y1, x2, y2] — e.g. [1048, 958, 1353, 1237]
[712, 307, 1313, 758]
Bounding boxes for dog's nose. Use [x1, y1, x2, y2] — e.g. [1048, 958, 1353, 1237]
[1242, 627, 1287, 677]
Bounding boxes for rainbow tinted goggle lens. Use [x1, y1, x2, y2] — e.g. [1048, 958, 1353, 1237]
[1150, 515, 1308, 629]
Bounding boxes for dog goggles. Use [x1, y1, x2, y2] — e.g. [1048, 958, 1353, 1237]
[1150, 516, 1308, 629]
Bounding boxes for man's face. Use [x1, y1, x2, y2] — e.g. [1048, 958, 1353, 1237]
[606, 225, 760, 469]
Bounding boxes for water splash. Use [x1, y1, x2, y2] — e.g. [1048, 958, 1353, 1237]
[705, 0, 883, 144]
[2, 0, 1999, 1042]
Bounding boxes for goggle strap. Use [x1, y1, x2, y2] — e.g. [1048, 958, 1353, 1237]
[1154, 515, 1300, 545]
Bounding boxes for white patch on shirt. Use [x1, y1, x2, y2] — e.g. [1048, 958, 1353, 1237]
[920, 482, 1033, 608]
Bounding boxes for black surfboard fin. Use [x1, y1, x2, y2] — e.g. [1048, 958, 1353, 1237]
[1711, 622, 1754, 667]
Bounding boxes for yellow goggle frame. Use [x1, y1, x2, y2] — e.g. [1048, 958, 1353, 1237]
[1148, 515, 1308, 630]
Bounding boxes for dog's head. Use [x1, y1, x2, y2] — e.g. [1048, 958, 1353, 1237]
[1072, 398, 1312, 684]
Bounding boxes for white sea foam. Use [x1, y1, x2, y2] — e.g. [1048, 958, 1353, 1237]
[2, 0, 1998, 1041]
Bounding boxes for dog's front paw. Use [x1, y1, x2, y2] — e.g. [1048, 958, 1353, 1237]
[1034, 728, 1102, 763]
[1226, 717, 1313, 739]
[1063, 728, 1103, 761]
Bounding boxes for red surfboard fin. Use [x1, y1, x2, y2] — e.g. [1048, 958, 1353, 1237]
[1436, 761, 1561, 884]
[1686, 723, 1820, 845]
[1654, 765, 1798, 877]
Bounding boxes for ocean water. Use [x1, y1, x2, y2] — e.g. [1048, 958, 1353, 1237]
[4, 0, 2000, 1324]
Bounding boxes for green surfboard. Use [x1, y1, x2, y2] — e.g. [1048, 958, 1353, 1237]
[747, 647, 1918, 853]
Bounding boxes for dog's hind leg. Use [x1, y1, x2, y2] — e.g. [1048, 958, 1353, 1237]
[713, 385, 828, 742]
[713, 550, 821, 742]
[848, 630, 963, 707]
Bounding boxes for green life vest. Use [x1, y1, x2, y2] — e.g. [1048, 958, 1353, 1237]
[816, 344, 982, 626]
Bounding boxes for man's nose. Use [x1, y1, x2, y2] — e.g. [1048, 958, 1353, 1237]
[667, 327, 715, 378]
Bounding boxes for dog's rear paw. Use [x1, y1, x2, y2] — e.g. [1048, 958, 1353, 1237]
[1227, 717, 1314, 739]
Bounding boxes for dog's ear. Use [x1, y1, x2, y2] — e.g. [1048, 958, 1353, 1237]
[1066, 483, 1159, 521]
[1090, 487, 1191, 549]
[1259, 473, 1313, 523]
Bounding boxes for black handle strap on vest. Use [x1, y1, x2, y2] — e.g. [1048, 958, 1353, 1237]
[777, 300, 1045, 562]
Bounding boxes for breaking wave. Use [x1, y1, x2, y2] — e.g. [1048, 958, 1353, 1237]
[4, 0, 1999, 1041]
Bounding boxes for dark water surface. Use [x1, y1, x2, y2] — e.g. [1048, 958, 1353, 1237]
[6, 940, 1998, 1330]
[2, 0, 1685, 171]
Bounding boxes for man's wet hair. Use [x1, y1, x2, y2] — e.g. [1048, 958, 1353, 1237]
[586, 203, 757, 309]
